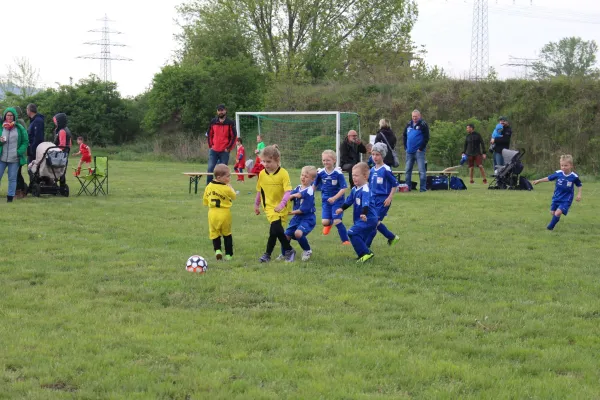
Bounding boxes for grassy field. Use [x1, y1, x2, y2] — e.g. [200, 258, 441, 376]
[1, 160, 599, 399]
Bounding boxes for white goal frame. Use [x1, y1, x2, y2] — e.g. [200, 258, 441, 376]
[236, 111, 360, 167]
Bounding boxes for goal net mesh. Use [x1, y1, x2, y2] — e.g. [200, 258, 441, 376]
[237, 113, 360, 169]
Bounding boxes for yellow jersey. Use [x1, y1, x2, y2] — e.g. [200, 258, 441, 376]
[256, 167, 292, 223]
[203, 181, 236, 209]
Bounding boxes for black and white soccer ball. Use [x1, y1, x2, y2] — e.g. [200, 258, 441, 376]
[186, 255, 208, 273]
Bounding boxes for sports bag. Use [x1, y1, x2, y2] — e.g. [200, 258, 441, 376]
[378, 132, 400, 168]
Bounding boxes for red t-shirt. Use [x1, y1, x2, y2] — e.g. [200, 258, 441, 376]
[236, 145, 246, 164]
[80, 143, 91, 158]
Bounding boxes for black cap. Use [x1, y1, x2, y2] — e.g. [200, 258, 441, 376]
[217, 104, 226, 110]
[498, 116, 508, 121]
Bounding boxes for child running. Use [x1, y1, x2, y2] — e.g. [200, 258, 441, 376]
[255, 145, 296, 262]
[283, 166, 318, 261]
[72, 136, 92, 176]
[335, 162, 378, 263]
[203, 164, 236, 261]
[532, 154, 582, 231]
[366, 143, 401, 247]
[234, 137, 246, 182]
[314, 149, 350, 244]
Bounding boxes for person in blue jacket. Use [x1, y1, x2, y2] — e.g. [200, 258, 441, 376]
[26, 103, 45, 163]
[403, 109, 430, 192]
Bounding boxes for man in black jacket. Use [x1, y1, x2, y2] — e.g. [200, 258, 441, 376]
[492, 116, 512, 170]
[339, 130, 366, 187]
[462, 124, 487, 184]
[26, 103, 45, 163]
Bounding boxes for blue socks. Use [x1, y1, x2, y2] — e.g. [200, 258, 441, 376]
[336, 223, 349, 242]
[377, 223, 395, 240]
[547, 215, 561, 230]
[297, 235, 311, 251]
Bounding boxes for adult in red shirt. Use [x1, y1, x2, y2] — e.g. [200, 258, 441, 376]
[206, 104, 237, 184]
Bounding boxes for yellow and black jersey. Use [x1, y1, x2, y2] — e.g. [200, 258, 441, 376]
[203, 181, 236, 209]
[256, 167, 292, 223]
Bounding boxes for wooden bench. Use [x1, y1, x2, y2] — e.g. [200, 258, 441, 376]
[391, 170, 459, 190]
[183, 172, 252, 194]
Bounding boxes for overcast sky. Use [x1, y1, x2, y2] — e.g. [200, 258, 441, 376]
[2, 0, 600, 97]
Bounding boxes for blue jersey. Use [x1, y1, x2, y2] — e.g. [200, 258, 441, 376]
[314, 168, 347, 201]
[290, 184, 316, 218]
[342, 183, 378, 223]
[548, 171, 582, 204]
[369, 164, 399, 197]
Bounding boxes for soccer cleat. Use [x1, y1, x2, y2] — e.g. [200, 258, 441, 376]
[215, 249, 223, 260]
[259, 253, 271, 263]
[356, 252, 374, 263]
[322, 225, 332, 235]
[341, 241, 351, 245]
[301, 250, 312, 261]
[284, 249, 296, 262]
[224, 255, 233, 261]
[73, 168, 81, 177]
[483, 179, 488, 184]
[275, 254, 285, 261]
[388, 235, 400, 246]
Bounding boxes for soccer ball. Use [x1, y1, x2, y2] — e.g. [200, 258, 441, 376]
[186, 255, 208, 273]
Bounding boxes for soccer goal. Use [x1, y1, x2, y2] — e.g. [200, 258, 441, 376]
[235, 112, 361, 168]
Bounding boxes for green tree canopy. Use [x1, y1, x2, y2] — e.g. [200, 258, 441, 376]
[533, 37, 599, 79]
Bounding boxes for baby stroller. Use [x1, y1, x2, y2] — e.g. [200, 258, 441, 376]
[28, 142, 70, 197]
[488, 148, 532, 190]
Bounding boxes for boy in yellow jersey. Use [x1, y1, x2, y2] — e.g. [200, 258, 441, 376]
[203, 164, 237, 261]
[254, 145, 295, 262]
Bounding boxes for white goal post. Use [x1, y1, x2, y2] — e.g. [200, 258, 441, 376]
[235, 112, 361, 169]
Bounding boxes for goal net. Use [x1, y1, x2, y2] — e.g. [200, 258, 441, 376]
[235, 112, 361, 169]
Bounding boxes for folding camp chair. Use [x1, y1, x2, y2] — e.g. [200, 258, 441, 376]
[76, 156, 108, 196]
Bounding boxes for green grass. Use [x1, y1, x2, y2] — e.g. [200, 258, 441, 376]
[1, 161, 599, 399]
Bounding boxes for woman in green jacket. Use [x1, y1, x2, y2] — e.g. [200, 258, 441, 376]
[0, 107, 29, 202]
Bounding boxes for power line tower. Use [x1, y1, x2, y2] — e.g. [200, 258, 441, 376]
[469, 0, 489, 81]
[503, 56, 539, 79]
[77, 14, 132, 82]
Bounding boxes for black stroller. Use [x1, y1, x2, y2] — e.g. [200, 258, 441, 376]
[488, 148, 532, 190]
[28, 141, 70, 197]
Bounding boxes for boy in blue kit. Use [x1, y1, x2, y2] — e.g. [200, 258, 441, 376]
[366, 143, 401, 247]
[283, 166, 318, 261]
[533, 154, 582, 231]
[314, 149, 350, 244]
[335, 162, 378, 263]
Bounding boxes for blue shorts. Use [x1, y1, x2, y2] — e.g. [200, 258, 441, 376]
[551, 201, 571, 216]
[347, 219, 377, 240]
[285, 216, 316, 237]
[371, 195, 391, 221]
[321, 198, 345, 220]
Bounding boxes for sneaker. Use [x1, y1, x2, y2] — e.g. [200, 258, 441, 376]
[483, 179, 488, 184]
[301, 250, 312, 261]
[259, 253, 271, 263]
[342, 241, 351, 245]
[470, 180, 475, 184]
[275, 254, 285, 261]
[387, 235, 400, 246]
[356, 252, 374, 263]
[215, 249, 223, 261]
[322, 225, 332, 235]
[284, 249, 296, 262]
[224, 255, 233, 261]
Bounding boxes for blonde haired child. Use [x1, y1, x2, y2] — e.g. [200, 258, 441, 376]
[203, 164, 236, 260]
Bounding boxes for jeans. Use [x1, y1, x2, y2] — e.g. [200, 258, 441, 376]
[405, 151, 427, 192]
[493, 152, 504, 169]
[0, 160, 19, 197]
[207, 149, 230, 184]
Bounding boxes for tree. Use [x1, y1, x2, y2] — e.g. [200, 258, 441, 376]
[533, 37, 599, 79]
[0, 57, 41, 97]
[177, 0, 418, 81]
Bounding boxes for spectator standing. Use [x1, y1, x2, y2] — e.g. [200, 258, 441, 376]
[339, 129, 367, 187]
[26, 103, 45, 163]
[206, 104, 237, 184]
[403, 110, 430, 192]
[0, 107, 29, 202]
[374, 119, 397, 169]
[492, 116, 512, 171]
[462, 124, 487, 184]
